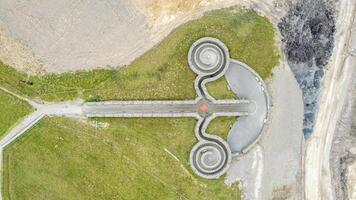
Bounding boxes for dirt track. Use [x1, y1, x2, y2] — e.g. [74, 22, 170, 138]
[304, 0, 356, 199]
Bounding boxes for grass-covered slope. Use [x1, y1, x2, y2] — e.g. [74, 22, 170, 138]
[1, 7, 279, 200]
[0, 8, 278, 101]
[0, 90, 32, 138]
[207, 116, 237, 140]
[3, 117, 240, 200]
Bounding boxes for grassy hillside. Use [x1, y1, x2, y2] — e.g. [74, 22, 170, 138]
[0, 90, 32, 138]
[0, 8, 278, 101]
[3, 117, 240, 200]
[1, 7, 279, 199]
[207, 116, 237, 140]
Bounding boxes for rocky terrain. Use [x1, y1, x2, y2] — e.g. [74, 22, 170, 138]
[278, 0, 335, 138]
[279, 1, 356, 199]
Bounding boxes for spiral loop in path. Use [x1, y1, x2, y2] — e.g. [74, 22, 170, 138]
[188, 37, 229, 76]
[189, 140, 231, 179]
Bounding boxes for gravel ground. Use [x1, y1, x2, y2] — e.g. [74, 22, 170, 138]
[303, 0, 355, 198]
[347, 162, 356, 200]
[226, 66, 304, 200]
[0, 0, 153, 73]
[0, 0, 286, 74]
[330, 68, 356, 200]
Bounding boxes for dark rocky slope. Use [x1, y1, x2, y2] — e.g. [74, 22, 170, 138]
[278, 0, 335, 138]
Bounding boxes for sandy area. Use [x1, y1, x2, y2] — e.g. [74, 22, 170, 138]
[304, 0, 356, 199]
[348, 162, 356, 200]
[346, 74, 356, 199]
[0, 0, 286, 74]
[0, 23, 44, 74]
[0, 0, 153, 74]
[329, 75, 356, 200]
[226, 64, 304, 199]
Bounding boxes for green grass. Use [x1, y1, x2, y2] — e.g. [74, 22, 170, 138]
[207, 117, 237, 140]
[0, 65, 115, 101]
[206, 78, 237, 100]
[1, 7, 279, 199]
[3, 117, 240, 200]
[0, 8, 278, 101]
[0, 90, 32, 138]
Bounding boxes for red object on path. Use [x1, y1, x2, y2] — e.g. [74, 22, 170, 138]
[199, 103, 208, 113]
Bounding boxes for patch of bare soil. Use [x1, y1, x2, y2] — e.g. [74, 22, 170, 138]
[226, 65, 304, 200]
[138, 0, 287, 43]
[0, 0, 287, 74]
[348, 161, 356, 200]
[148, 0, 203, 20]
[0, 0, 153, 74]
[0, 23, 43, 75]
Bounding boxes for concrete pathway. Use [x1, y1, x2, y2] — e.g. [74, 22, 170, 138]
[83, 100, 250, 118]
[225, 60, 270, 154]
[0, 37, 270, 186]
[226, 66, 304, 199]
[0, 111, 43, 148]
[0, 100, 82, 147]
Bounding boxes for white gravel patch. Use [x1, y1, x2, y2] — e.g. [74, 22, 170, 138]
[0, 0, 288, 74]
[348, 162, 356, 200]
[0, 0, 154, 73]
[226, 65, 304, 199]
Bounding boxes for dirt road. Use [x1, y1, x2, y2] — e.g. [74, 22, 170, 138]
[304, 0, 356, 199]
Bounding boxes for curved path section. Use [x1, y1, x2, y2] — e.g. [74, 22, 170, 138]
[225, 60, 270, 154]
[0, 37, 270, 181]
[188, 37, 230, 100]
[188, 37, 233, 179]
[188, 37, 270, 178]
[82, 37, 270, 179]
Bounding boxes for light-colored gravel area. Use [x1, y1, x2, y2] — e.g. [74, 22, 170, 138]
[348, 162, 356, 200]
[0, 0, 154, 73]
[304, 0, 356, 199]
[329, 70, 356, 200]
[0, 23, 44, 74]
[0, 0, 287, 74]
[225, 65, 304, 200]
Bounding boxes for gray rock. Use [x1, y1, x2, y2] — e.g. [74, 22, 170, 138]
[278, 0, 335, 138]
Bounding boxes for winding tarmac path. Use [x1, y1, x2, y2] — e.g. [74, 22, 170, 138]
[0, 37, 270, 186]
